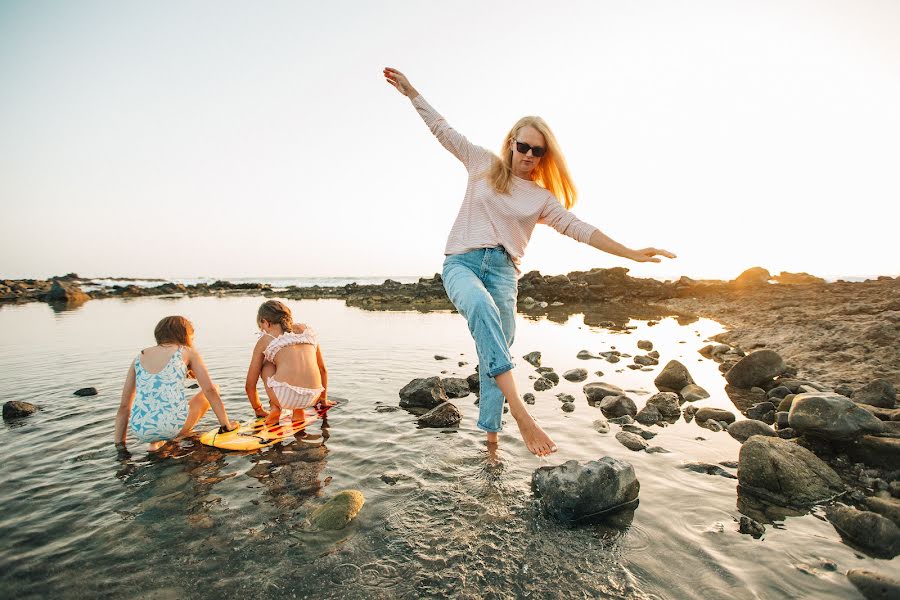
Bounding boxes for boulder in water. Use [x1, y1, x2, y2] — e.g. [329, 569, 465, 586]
[680, 384, 709, 402]
[562, 368, 588, 382]
[532, 457, 640, 524]
[417, 402, 461, 428]
[847, 569, 900, 600]
[826, 505, 900, 559]
[654, 360, 695, 393]
[598, 395, 637, 418]
[3, 401, 38, 419]
[309, 490, 365, 530]
[737, 436, 843, 506]
[522, 351, 541, 367]
[727, 420, 776, 443]
[646, 392, 682, 418]
[788, 393, 885, 440]
[615, 431, 648, 451]
[695, 407, 736, 424]
[725, 350, 786, 389]
[399, 377, 448, 409]
[441, 377, 470, 399]
[583, 382, 625, 405]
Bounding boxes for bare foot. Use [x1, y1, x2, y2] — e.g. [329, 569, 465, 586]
[265, 408, 281, 426]
[511, 411, 557, 457]
[147, 441, 165, 452]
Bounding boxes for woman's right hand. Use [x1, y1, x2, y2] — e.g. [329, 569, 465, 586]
[383, 67, 418, 98]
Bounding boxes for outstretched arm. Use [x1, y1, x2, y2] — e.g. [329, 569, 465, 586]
[587, 229, 676, 263]
[383, 67, 490, 171]
[114, 363, 136, 446]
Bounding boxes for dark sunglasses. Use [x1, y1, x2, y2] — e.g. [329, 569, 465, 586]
[514, 140, 546, 158]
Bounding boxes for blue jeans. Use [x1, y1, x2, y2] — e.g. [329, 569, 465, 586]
[442, 247, 517, 433]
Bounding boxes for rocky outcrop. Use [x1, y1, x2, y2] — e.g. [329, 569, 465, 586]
[532, 457, 640, 524]
[737, 436, 843, 506]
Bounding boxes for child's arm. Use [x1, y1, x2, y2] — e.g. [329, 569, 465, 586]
[244, 338, 269, 417]
[188, 349, 237, 431]
[316, 345, 330, 404]
[114, 362, 136, 446]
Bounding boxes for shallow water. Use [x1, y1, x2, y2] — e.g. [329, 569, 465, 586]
[0, 296, 890, 599]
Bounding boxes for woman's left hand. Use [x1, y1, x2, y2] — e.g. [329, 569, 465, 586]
[630, 248, 676, 263]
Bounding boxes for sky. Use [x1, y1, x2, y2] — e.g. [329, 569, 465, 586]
[1, 0, 898, 282]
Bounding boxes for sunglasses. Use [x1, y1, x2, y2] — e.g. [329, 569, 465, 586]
[514, 140, 546, 158]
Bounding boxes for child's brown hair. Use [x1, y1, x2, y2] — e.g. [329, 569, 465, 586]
[257, 300, 293, 334]
[154, 316, 194, 346]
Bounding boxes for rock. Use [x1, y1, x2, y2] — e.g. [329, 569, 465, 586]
[543, 371, 560, 385]
[727, 420, 777, 442]
[583, 382, 625, 405]
[680, 384, 709, 402]
[561, 402, 575, 413]
[844, 435, 900, 470]
[592, 419, 609, 434]
[74, 387, 98, 397]
[826, 505, 900, 559]
[679, 462, 737, 479]
[777, 394, 796, 412]
[788, 393, 885, 440]
[767, 386, 792, 400]
[733, 267, 771, 287]
[864, 496, 900, 528]
[441, 377, 470, 399]
[747, 402, 776, 424]
[637, 340, 653, 351]
[622, 424, 656, 439]
[646, 392, 682, 418]
[3, 401, 38, 419]
[720, 460, 739, 468]
[556, 393, 576, 403]
[309, 490, 365, 530]
[523, 351, 542, 367]
[532, 457, 640, 524]
[648, 350, 660, 359]
[46, 280, 90, 305]
[605, 354, 620, 363]
[695, 407, 736, 424]
[777, 427, 796, 439]
[635, 404, 661, 425]
[399, 377, 448, 409]
[562, 368, 588, 382]
[615, 431, 648, 451]
[739, 516, 766, 538]
[577, 350, 601, 360]
[523, 393, 535, 405]
[466, 373, 480, 393]
[775, 411, 790, 429]
[725, 350, 786, 389]
[847, 569, 900, 600]
[633, 355, 658, 366]
[854, 379, 897, 409]
[599, 395, 637, 418]
[417, 402, 462, 427]
[737, 436, 843, 506]
[609, 415, 634, 425]
[772, 271, 825, 285]
[725, 385, 769, 413]
[375, 405, 399, 413]
[646, 446, 671, 454]
[704, 420, 724, 432]
[654, 360, 695, 393]
[535, 366, 554, 374]
[683, 405, 698, 422]
[857, 404, 900, 422]
[434, 354, 448, 360]
[380, 473, 410, 485]
[534, 377, 554, 392]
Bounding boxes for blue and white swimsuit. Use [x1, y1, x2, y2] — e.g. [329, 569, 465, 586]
[129, 347, 189, 443]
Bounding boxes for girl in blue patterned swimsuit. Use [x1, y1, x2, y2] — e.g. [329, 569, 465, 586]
[114, 316, 238, 451]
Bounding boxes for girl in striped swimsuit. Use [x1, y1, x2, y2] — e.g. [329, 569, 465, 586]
[245, 300, 333, 426]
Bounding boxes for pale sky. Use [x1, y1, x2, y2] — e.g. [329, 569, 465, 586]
[1, 0, 898, 282]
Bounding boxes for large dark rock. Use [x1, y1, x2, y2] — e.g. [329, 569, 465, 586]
[847, 569, 900, 600]
[522, 351, 541, 367]
[853, 379, 897, 409]
[727, 420, 776, 442]
[466, 373, 480, 393]
[826, 506, 900, 559]
[737, 436, 843, 506]
[583, 382, 625, 405]
[788, 393, 885, 441]
[598, 395, 637, 418]
[747, 401, 776, 424]
[3, 401, 38, 419]
[74, 387, 98, 397]
[725, 350, 786, 389]
[441, 378, 470, 399]
[654, 360, 695, 393]
[417, 402, 462, 428]
[695, 407, 736, 424]
[45, 280, 90, 305]
[399, 377, 448, 409]
[532, 457, 640, 524]
[645, 392, 681, 418]
[635, 404, 661, 425]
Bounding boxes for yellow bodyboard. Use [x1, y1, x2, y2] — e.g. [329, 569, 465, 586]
[199, 417, 311, 451]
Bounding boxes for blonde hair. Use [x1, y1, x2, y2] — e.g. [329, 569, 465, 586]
[257, 300, 293, 334]
[486, 116, 577, 209]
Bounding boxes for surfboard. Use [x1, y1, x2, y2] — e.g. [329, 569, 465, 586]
[199, 417, 311, 451]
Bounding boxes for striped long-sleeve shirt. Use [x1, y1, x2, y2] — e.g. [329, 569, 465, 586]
[412, 94, 598, 274]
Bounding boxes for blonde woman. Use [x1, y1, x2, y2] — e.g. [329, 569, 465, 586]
[384, 67, 674, 457]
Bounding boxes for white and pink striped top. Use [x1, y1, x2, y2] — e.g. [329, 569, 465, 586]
[412, 94, 598, 274]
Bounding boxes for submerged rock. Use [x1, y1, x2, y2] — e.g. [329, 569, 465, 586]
[3, 401, 38, 419]
[725, 350, 786, 389]
[737, 436, 843, 506]
[727, 420, 776, 443]
[679, 462, 737, 479]
[74, 387, 98, 397]
[788, 393, 885, 440]
[637, 340, 653, 351]
[532, 458, 640, 524]
[577, 350, 602, 360]
[523, 393, 535, 405]
[309, 490, 365, 530]
[826, 505, 900, 559]
[417, 402, 461, 428]
[654, 360, 695, 393]
[534, 377, 554, 392]
[592, 419, 610, 434]
[399, 377, 448, 409]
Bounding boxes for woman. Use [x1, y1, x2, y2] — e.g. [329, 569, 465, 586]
[384, 67, 675, 457]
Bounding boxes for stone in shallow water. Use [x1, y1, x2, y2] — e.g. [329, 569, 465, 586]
[309, 490, 365, 530]
[399, 377, 447, 409]
[680, 384, 709, 402]
[592, 419, 609, 434]
[532, 457, 640, 524]
[695, 407, 736, 424]
[826, 505, 900, 559]
[646, 392, 682, 418]
[417, 402, 461, 428]
[522, 351, 541, 367]
[534, 377, 554, 392]
[679, 462, 737, 479]
[441, 377, 470, 399]
[634, 404, 661, 425]
[561, 402, 575, 413]
[599, 395, 637, 418]
[563, 368, 588, 382]
[74, 387, 98, 397]
[788, 393, 885, 440]
[847, 568, 900, 600]
[727, 420, 776, 443]
[637, 340, 653, 351]
[523, 393, 535, 405]
[738, 436, 843, 506]
[738, 516, 765, 538]
[615, 431, 648, 451]
[725, 349, 786, 389]
[577, 349, 602, 360]
[3, 401, 38, 419]
[654, 360, 695, 393]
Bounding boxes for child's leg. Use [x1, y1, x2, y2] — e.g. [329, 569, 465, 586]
[261, 363, 282, 425]
[175, 388, 213, 437]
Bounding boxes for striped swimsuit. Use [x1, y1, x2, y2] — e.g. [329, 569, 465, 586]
[262, 327, 324, 410]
